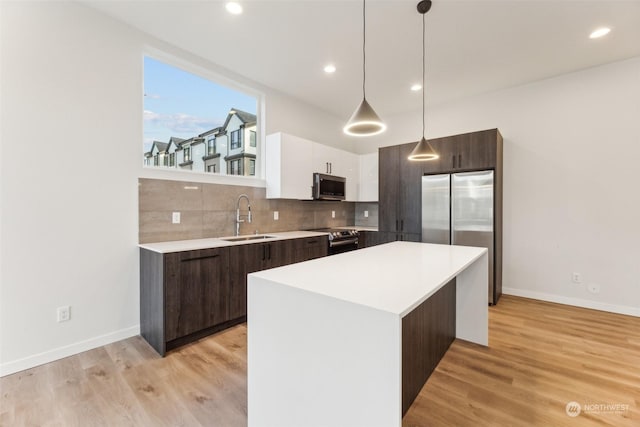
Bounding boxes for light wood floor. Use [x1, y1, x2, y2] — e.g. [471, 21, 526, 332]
[1, 295, 638, 426]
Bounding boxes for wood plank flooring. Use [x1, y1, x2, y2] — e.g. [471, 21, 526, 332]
[1, 295, 638, 426]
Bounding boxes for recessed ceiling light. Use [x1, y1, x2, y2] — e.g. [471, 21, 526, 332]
[410, 84, 422, 92]
[324, 64, 336, 74]
[589, 27, 610, 39]
[226, 2, 243, 15]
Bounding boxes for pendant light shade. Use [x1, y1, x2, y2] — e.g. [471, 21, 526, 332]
[344, 98, 387, 137]
[408, 0, 439, 161]
[343, 0, 386, 137]
[408, 137, 438, 161]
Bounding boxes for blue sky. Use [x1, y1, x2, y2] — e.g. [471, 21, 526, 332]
[143, 56, 257, 152]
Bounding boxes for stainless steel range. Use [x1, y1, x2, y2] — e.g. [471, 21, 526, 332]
[312, 228, 359, 255]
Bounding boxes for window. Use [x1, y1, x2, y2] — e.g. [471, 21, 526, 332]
[229, 159, 243, 175]
[207, 164, 217, 173]
[143, 56, 259, 176]
[230, 130, 242, 150]
[249, 159, 256, 176]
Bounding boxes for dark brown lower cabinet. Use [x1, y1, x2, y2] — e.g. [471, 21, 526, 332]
[402, 278, 456, 415]
[141, 235, 329, 356]
[141, 246, 238, 356]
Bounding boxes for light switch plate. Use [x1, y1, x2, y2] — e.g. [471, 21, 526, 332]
[364, 210, 369, 218]
[331, 211, 336, 218]
[172, 212, 181, 224]
[274, 211, 279, 220]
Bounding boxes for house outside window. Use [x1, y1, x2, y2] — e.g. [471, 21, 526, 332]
[229, 159, 243, 175]
[154, 155, 159, 166]
[249, 159, 256, 176]
[250, 131, 256, 147]
[230, 130, 242, 149]
[207, 164, 216, 173]
[184, 147, 191, 162]
[208, 138, 216, 155]
[169, 153, 175, 167]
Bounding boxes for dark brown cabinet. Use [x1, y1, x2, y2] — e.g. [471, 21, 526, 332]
[141, 235, 331, 356]
[164, 248, 230, 341]
[422, 129, 499, 174]
[294, 236, 328, 262]
[140, 246, 235, 356]
[379, 143, 422, 237]
[379, 128, 503, 304]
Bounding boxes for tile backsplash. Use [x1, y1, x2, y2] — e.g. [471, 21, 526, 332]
[139, 178, 362, 244]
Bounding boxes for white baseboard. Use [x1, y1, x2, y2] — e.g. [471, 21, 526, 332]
[0, 325, 140, 377]
[502, 287, 640, 317]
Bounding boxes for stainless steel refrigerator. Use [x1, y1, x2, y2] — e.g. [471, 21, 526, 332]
[422, 170, 497, 304]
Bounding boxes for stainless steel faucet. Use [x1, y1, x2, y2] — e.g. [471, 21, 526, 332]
[235, 194, 252, 236]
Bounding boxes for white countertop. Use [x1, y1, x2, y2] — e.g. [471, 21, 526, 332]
[139, 231, 329, 253]
[250, 241, 487, 317]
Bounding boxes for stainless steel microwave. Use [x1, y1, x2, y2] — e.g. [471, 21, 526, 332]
[312, 173, 346, 201]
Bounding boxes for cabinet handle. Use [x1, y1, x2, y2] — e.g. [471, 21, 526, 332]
[262, 245, 266, 261]
[452, 155, 456, 168]
[181, 254, 219, 262]
[458, 154, 462, 168]
[326, 162, 329, 174]
[330, 163, 332, 174]
[401, 220, 404, 232]
[267, 244, 271, 260]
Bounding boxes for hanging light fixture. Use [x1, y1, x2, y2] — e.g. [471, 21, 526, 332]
[343, 0, 386, 137]
[408, 0, 439, 161]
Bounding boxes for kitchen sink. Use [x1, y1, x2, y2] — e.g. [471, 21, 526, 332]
[220, 235, 277, 242]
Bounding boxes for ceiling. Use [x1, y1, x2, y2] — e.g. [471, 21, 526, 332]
[84, 0, 640, 120]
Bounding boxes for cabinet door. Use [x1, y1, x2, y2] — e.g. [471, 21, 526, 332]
[312, 143, 339, 175]
[265, 133, 314, 200]
[464, 129, 497, 170]
[295, 236, 329, 261]
[398, 143, 423, 235]
[165, 248, 230, 341]
[228, 243, 268, 320]
[267, 239, 297, 268]
[378, 146, 399, 232]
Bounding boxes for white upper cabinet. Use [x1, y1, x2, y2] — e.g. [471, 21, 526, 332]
[265, 132, 377, 202]
[358, 152, 378, 202]
[265, 132, 313, 200]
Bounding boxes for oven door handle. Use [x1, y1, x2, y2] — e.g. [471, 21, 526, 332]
[329, 238, 359, 248]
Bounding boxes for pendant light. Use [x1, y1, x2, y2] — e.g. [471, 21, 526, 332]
[343, 0, 386, 137]
[408, 0, 439, 161]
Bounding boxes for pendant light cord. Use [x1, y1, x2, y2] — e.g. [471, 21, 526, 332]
[363, 0, 367, 99]
[422, 11, 426, 139]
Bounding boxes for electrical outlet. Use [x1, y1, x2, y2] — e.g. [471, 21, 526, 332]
[273, 211, 279, 220]
[571, 272, 582, 284]
[331, 211, 336, 218]
[587, 283, 600, 294]
[57, 306, 70, 322]
[364, 210, 369, 218]
[172, 212, 181, 224]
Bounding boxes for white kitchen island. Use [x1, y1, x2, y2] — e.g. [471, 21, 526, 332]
[247, 241, 488, 427]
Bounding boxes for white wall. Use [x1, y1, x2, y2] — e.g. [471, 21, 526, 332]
[357, 57, 640, 315]
[0, 1, 348, 375]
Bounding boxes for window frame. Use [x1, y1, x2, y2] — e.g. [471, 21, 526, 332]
[141, 49, 266, 187]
